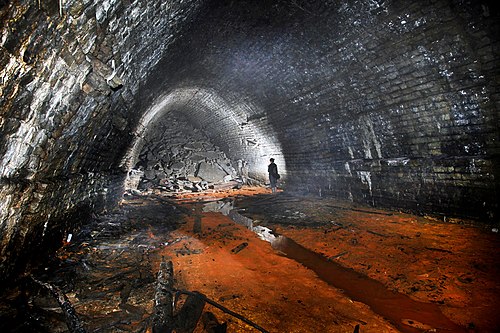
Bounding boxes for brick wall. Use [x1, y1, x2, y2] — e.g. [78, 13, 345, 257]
[0, 0, 498, 281]
[144, 0, 498, 220]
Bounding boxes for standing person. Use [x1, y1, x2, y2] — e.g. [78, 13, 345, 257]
[268, 158, 279, 193]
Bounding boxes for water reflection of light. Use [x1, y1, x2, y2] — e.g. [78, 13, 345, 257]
[252, 226, 278, 243]
[225, 207, 278, 243]
[202, 200, 234, 216]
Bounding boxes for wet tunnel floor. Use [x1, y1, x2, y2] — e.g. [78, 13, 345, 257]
[1, 187, 499, 332]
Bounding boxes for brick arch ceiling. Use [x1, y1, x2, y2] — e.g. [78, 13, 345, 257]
[123, 87, 286, 179]
[135, 0, 499, 220]
[0, 0, 498, 281]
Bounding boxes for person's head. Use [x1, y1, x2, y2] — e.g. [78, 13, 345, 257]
[270, 158, 274, 163]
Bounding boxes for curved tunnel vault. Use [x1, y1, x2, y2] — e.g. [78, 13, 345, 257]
[123, 87, 286, 183]
[133, 0, 499, 221]
[0, 0, 499, 283]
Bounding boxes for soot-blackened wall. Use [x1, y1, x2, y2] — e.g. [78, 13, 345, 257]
[0, 0, 205, 281]
[144, 0, 499, 220]
[0, 0, 498, 281]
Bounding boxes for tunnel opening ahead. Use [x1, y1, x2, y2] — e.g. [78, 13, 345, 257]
[126, 109, 244, 193]
[122, 87, 287, 194]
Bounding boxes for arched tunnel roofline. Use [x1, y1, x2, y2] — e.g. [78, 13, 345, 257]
[121, 87, 287, 183]
[0, 0, 498, 290]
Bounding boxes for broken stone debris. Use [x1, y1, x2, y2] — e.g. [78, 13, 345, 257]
[196, 161, 229, 183]
[127, 114, 252, 194]
[153, 158, 243, 193]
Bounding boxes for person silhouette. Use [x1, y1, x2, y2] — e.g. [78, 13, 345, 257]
[268, 158, 279, 193]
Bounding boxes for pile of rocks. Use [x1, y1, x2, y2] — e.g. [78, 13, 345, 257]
[130, 165, 243, 194]
[127, 115, 248, 193]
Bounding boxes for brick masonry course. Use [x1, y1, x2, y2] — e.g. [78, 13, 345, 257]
[0, 0, 498, 281]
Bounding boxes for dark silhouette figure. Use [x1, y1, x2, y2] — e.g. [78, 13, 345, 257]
[268, 158, 279, 193]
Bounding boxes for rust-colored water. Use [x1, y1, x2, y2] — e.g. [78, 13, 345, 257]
[271, 236, 467, 333]
[3, 188, 495, 332]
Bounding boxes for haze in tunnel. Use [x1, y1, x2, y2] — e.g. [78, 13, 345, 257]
[0, 0, 498, 287]
[123, 87, 286, 182]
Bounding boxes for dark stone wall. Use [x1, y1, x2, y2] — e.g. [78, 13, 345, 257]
[0, 0, 205, 281]
[278, 0, 499, 219]
[0, 0, 498, 280]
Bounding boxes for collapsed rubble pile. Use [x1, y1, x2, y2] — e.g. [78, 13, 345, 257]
[127, 114, 252, 193]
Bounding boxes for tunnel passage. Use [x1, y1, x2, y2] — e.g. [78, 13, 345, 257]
[122, 87, 286, 192]
[1, 0, 499, 284]
[141, 0, 499, 221]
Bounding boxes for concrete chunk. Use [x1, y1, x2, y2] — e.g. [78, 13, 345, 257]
[195, 162, 227, 183]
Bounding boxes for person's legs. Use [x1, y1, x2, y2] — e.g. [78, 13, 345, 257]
[270, 176, 277, 193]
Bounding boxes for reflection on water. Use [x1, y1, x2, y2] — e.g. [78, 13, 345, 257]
[202, 200, 234, 216]
[203, 200, 276, 242]
[252, 226, 277, 242]
[270, 235, 465, 333]
[226, 208, 466, 333]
